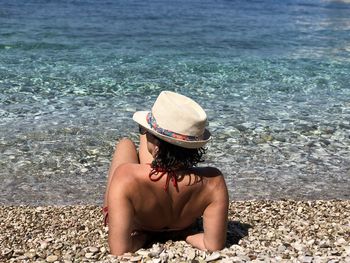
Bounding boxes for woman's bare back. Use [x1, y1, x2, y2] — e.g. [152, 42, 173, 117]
[128, 164, 225, 232]
[107, 162, 228, 255]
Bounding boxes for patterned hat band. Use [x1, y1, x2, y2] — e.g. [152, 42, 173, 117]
[146, 112, 200, 141]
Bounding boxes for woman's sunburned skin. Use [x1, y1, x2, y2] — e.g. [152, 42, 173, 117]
[106, 134, 229, 255]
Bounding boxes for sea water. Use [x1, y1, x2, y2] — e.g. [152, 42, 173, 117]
[0, 0, 349, 204]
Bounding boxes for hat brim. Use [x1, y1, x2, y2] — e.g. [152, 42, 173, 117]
[133, 111, 211, 149]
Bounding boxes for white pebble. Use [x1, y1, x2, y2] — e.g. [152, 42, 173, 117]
[46, 255, 58, 262]
[205, 252, 221, 262]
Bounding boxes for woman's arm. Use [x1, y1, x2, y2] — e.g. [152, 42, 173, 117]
[107, 165, 147, 255]
[185, 178, 229, 251]
[104, 138, 139, 208]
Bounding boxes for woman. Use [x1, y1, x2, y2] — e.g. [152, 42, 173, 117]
[104, 91, 229, 255]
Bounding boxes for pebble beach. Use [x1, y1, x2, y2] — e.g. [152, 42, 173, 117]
[1, 200, 349, 262]
[1, 1, 350, 262]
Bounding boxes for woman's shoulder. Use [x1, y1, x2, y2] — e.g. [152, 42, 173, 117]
[111, 163, 151, 186]
[192, 166, 228, 195]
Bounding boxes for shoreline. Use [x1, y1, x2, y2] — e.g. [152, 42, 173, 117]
[1, 200, 349, 262]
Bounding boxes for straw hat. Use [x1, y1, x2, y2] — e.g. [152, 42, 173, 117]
[133, 91, 211, 149]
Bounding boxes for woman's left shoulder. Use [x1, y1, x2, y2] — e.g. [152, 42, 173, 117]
[113, 163, 150, 184]
[111, 163, 136, 184]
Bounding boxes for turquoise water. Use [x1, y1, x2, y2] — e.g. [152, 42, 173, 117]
[0, 0, 349, 204]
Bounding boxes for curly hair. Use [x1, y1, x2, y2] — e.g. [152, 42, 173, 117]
[151, 139, 206, 172]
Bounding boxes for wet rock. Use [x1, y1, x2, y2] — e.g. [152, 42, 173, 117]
[235, 122, 256, 132]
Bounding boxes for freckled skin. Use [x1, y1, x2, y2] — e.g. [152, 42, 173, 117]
[104, 134, 229, 256]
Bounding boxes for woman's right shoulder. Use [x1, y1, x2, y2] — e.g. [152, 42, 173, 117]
[199, 167, 228, 200]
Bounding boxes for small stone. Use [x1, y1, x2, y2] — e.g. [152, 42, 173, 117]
[36, 251, 47, 259]
[230, 245, 242, 251]
[25, 250, 37, 259]
[205, 252, 221, 262]
[137, 250, 150, 257]
[148, 252, 160, 258]
[300, 256, 313, 263]
[330, 250, 341, 256]
[2, 248, 13, 259]
[46, 255, 58, 262]
[63, 253, 73, 261]
[335, 237, 346, 245]
[344, 246, 350, 255]
[231, 256, 243, 262]
[53, 243, 63, 250]
[45, 238, 54, 243]
[306, 239, 315, 246]
[17, 255, 28, 260]
[40, 241, 48, 250]
[130, 255, 142, 262]
[167, 250, 175, 259]
[297, 207, 303, 214]
[88, 246, 99, 253]
[266, 231, 274, 239]
[275, 135, 286, 142]
[122, 252, 133, 259]
[149, 248, 163, 258]
[236, 122, 256, 132]
[277, 244, 286, 253]
[319, 241, 330, 248]
[13, 249, 24, 257]
[35, 207, 45, 212]
[261, 134, 274, 142]
[71, 245, 78, 251]
[187, 249, 196, 260]
[160, 254, 169, 262]
[85, 252, 94, 259]
[292, 242, 305, 252]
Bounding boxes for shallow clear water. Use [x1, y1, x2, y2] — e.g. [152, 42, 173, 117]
[0, 0, 349, 204]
